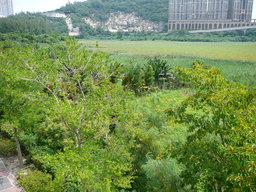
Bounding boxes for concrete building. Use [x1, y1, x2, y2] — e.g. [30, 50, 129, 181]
[169, 0, 255, 31]
[42, 12, 66, 18]
[0, 0, 13, 17]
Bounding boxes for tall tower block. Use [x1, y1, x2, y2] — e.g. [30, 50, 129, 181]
[0, 0, 13, 17]
[169, 0, 255, 31]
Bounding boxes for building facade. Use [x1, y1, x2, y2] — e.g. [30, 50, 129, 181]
[0, 0, 13, 17]
[169, 0, 255, 31]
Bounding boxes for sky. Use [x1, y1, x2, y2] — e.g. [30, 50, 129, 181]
[13, 0, 86, 13]
[13, 0, 256, 19]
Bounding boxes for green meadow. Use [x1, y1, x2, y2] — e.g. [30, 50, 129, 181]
[82, 40, 256, 86]
[82, 40, 256, 61]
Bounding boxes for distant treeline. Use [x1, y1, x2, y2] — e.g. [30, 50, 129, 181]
[0, 33, 66, 44]
[76, 29, 256, 42]
[0, 13, 68, 35]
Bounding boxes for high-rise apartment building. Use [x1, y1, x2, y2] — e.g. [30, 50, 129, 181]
[169, 0, 255, 31]
[0, 0, 13, 17]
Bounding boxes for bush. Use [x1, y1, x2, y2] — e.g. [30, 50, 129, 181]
[18, 169, 52, 192]
[122, 57, 182, 94]
[0, 136, 16, 157]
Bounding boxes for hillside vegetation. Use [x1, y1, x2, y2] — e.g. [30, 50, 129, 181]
[58, 0, 169, 23]
[0, 13, 67, 35]
[57, 0, 169, 35]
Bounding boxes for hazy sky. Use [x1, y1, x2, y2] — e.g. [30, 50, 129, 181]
[13, 0, 256, 19]
[13, 0, 86, 13]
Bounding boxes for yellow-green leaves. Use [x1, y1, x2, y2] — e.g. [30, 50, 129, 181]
[170, 64, 256, 191]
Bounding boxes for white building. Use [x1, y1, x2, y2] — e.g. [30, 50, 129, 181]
[42, 12, 66, 18]
[0, 0, 13, 17]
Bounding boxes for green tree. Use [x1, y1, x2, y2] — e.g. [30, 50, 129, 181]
[0, 38, 136, 190]
[0, 43, 37, 167]
[168, 64, 256, 191]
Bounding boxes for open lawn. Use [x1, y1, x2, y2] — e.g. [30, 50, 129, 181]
[82, 40, 256, 61]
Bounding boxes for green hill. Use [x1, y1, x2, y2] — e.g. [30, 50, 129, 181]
[58, 0, 169, 23]
[57, 0, 169, 35]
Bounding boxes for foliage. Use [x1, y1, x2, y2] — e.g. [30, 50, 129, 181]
[18, 169, 52, 192]
[142, 159, 183, 191]
[168, 64, 256, 191]
[59, 0, 168, 23]
[147, 57, 174, 88]
[0, 136, 16, 157]
[123, 63, 145, 94]
[0, 33, 66, 45]
[83, 40, 256, 87]
[128, 90, 188, 191]
[1, 33, 255, 192]
[0, 13, 67, 35]
[163, 29, 256, 42]
[76, 29, 256, 42]
[0, 38, 136, 190]
[57, 0, 169, 36]
[33, 143, 134, 192]
[123, 57, 179, 93]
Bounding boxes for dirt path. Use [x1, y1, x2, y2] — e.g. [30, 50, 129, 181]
[0, 158, 22, 192]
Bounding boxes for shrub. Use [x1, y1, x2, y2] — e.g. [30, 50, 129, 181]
[0, 136, 16, 157]
[18, 169, 52, 192]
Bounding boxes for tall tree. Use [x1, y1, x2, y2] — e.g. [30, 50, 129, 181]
[168, 63, 256, 191]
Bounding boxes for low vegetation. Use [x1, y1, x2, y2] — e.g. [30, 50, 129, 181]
[0, 135, 16, 157]
[83, 40, 256, 61]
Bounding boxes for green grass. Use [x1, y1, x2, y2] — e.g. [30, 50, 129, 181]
[81, 40, 256, 86]
[82, 40, 256, 61]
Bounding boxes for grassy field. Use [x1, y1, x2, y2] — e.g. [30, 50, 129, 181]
[82, 40, 256, 61]
[81, 40, 256, 86]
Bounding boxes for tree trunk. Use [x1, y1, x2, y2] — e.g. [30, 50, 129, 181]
[14, 128, 23, 168]
[215, 182, 222, 192]
[76, 130, 82, 148]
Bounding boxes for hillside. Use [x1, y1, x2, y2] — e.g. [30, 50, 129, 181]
[57, 0, 169, 35]
[0, 13, 67, 35]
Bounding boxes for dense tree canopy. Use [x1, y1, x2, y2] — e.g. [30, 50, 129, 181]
[168, 63, 256, 191]
[0, 36, 255, 191]
[0, 13, 67, 35]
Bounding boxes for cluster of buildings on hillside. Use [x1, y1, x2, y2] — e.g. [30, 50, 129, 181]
[0, 0, 255, 33]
